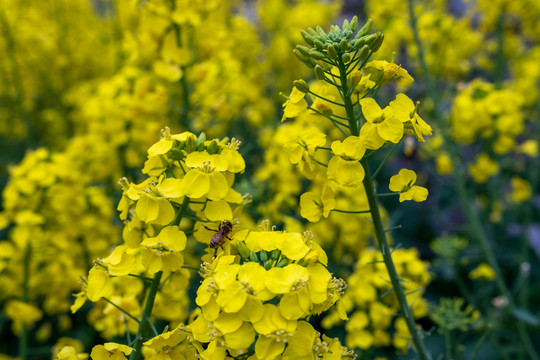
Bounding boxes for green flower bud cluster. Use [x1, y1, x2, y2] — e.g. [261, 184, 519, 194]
[294, 17, 383, 75]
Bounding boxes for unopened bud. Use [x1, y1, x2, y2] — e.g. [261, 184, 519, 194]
[307, 27, 318, 38]
[314, 39, 325, 51]
[363, 33, 379, 47]
[300, 30, 315, 45]
[350, 16, 358, 32]
[293, 49, 309, 62]
[355, 19, 372, 39]
[293, 79, 309, 93]
[296, 45, 311, 57]
[249, 251, 259, 263]
[316, 25, 327, 38]
[314, 65, 325, 80]
[339, 38, 350, 51]
[309, 49, 325, 60]
[270, 249, 281, 261]
[327, 44, 338, 60]
[347, 70, 362, 89]
[276, 259, 289, 268]
[370, 33, 384, 52]
[259, 251, 268, 262]
[236, 241, 250, 260]
[342, 53, 351, 63]
[264, 260, 273, 270]
[342, 19, 350, 31]
[358, 45, 370, 61]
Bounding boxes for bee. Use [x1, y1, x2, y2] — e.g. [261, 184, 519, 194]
[203, 220, 233, 248]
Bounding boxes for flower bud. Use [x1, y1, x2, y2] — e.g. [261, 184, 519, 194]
[314, 65, 325, 80]
[342, 19, 350, 32]
[350, 16, 359, 32]
[342, 53, 351, 63]
[300, 30, 315, 45]
[358, 45, 370, 61]
[259, 251, 268, 262]
[293, 79, 309, 93]
[318, 61, 333, 71]
[276, 259, 289, 268]
[264, 260, 273, 270]
[355, 18, 372, 39]
[316, 25, 327, 38]
[370, 33, 384, 52]
[307, 27, 318, 38]
[249, 251, 259, 263]
[362, 33, 378, 47]
[327, 44, 338, 60]
[314, 39, 325, 51]
[347, 70, 362, 90]
[339, 38, 349, 51]
[293, 48, 309, 62]
[309, 49, 325, 60]
[270, 249, 281, 261]
[236, 241, 250, 260]
[296, 45, 311, 57]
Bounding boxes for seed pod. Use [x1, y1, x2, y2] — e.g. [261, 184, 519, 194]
[309, 49, 325, 60]
[355, 18, 372, 39]
[314, 65, 325, 80]
[342, 53, 351, 63]
[296, 45, 311, 57]
[293, 79, 309, 93]
[350, 16, 359, 32]
[327, 44, 338, 60]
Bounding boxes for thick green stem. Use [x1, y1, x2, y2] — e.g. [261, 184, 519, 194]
[361, 159, 432, 360]
[130, 271, 163, 360]
[407, 0, 538, 358]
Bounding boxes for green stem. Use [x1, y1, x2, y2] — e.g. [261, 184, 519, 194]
[407, 0, 538, 357]
[103, 297, 141, 324]
[331, 208, 370, 214]
[371, 142, 399, 180]
[130, 271, 163, 360]
[172, 196, 191, 226]
[362, 159, 432, 360]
